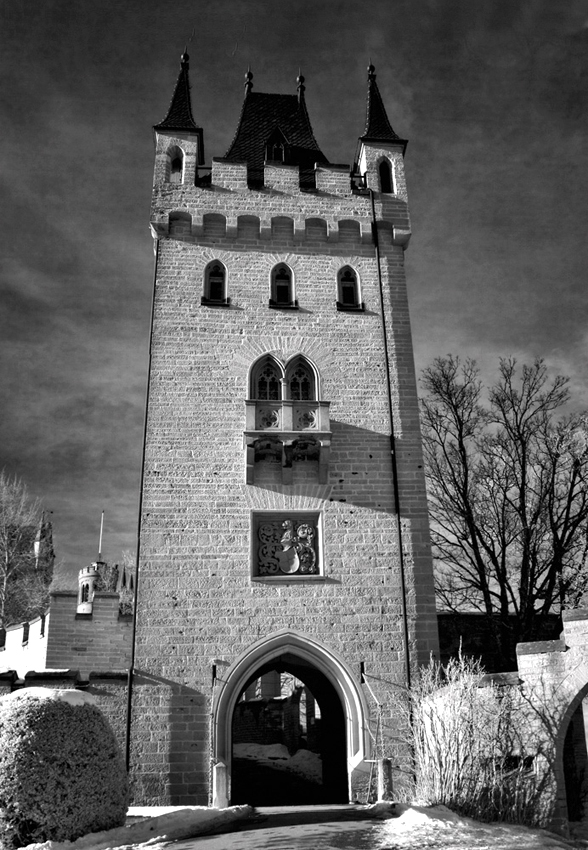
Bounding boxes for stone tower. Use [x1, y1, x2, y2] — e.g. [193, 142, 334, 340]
[129, 55, 439, 807]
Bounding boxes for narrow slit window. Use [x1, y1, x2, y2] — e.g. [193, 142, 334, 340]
[379, 160, 393, 194]
[170, 156, 183, 183]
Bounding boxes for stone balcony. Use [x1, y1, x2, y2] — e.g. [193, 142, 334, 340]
[244, 400, 332, 484]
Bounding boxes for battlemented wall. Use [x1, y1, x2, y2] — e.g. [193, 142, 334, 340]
[45, 591, 132, 676]
[0, 614, 48, 677]
[131, 142, 439, 804]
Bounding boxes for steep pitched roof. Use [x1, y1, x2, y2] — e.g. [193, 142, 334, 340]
[361, 64, 407, 151]
[154, 52, 201, 133]
[224, 73, 329, 186]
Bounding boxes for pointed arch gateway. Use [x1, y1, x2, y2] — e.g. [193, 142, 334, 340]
[211, 630, 369, 807]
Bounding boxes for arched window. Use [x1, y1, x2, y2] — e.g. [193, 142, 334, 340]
[250, 356, 284, 400]
[170, 157, 183, 183]
[167, 146, 184, 184]
[337, 266, 363, 312]
[81, 584, 89, 603]
[286, 357, 316, 400]
[265, 129, 288, 163]
[202, 261, 229, 307]
[379, 159, 393, 194]
[269, 264, 297, 309]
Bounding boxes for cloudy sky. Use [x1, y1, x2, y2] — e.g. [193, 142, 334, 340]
[1, 0, 587, 582]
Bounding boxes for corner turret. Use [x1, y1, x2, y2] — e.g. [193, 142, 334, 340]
[356, 64, 408, 201]
[152, 51, 204, 190]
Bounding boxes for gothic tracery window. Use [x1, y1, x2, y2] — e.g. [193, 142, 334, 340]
[287, 360, 315, 400]
[251, 357, 283, 400]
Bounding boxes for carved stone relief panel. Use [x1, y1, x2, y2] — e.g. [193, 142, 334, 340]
[252, 512, 321, 577]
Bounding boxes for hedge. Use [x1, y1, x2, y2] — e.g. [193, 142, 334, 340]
[0, 690, 129, 848]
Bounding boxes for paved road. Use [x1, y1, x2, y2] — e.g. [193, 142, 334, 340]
[162, 808, 574, 850]
[171, 817, 386, 849]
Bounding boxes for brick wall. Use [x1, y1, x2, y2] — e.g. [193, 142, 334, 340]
[131, 134, 438, 804]
[46, 591, 132, 676]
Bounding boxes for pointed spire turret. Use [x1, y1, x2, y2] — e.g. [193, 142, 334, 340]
[154, 51, 200, 133]
[361, 63, 407, 153]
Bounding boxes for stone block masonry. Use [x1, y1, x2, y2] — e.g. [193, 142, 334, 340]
[46, 590, 132, 676]
[130, 61, 439, 807]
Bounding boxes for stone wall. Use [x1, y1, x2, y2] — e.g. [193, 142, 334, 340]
[46, 590, 132, 676]
[131, 129, 439, 805]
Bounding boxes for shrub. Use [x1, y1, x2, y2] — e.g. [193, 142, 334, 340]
[0, 690, 129, 848]
[403, 654, 548, 826]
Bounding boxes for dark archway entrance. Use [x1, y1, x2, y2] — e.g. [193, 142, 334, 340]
[563, 700, 588, 822]
[230, 652, 348, 806]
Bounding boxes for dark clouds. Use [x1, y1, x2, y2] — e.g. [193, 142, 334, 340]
[1, 0, 587, 581]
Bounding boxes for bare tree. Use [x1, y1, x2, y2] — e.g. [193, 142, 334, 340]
[0, 471, 54, 627]
[421, 357, 588, 663]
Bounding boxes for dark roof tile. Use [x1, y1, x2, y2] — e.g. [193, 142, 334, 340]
[361, 65, 407, 150]
[154, 53, 201, 133]
[225, 89, 329, 186]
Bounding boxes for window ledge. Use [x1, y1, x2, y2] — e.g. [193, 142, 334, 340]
[269, 299, 299, 310]
[336, 301, 365, 312]
[251, 575, 326, 583]
[201, 296, 231, 307]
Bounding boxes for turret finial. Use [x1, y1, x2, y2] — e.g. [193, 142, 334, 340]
[181, 50, 189, 68]
[245, 67, 253, 94]
[297, 70, 305, 101]
[368, 62, 376, 79]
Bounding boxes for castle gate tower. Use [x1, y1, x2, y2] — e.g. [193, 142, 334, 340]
[129, 55, 439, 806]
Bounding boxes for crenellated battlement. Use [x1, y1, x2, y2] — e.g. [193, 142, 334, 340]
[0, 613, 49, 677]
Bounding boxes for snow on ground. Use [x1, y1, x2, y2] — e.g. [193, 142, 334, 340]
[22, 806, 253, 850]
[0, 687, 97, 706]
[20, 803, 584, 850]
[233, 742, 322, 782]
[379, 805, 579, 849]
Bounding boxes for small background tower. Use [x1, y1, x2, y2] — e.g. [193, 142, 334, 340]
[76, 563, 100, 614]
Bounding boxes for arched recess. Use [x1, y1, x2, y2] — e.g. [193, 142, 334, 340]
[237, 215, 260, 240]
[203, 213, 227, 239]
[552, 666, 588, 828]
[168, 210, 192, 237]
[337, 219, 361, 244]
[212, 630, 369, 806]
[271, 216, 294, 241]
[305, 217, 328, 242]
